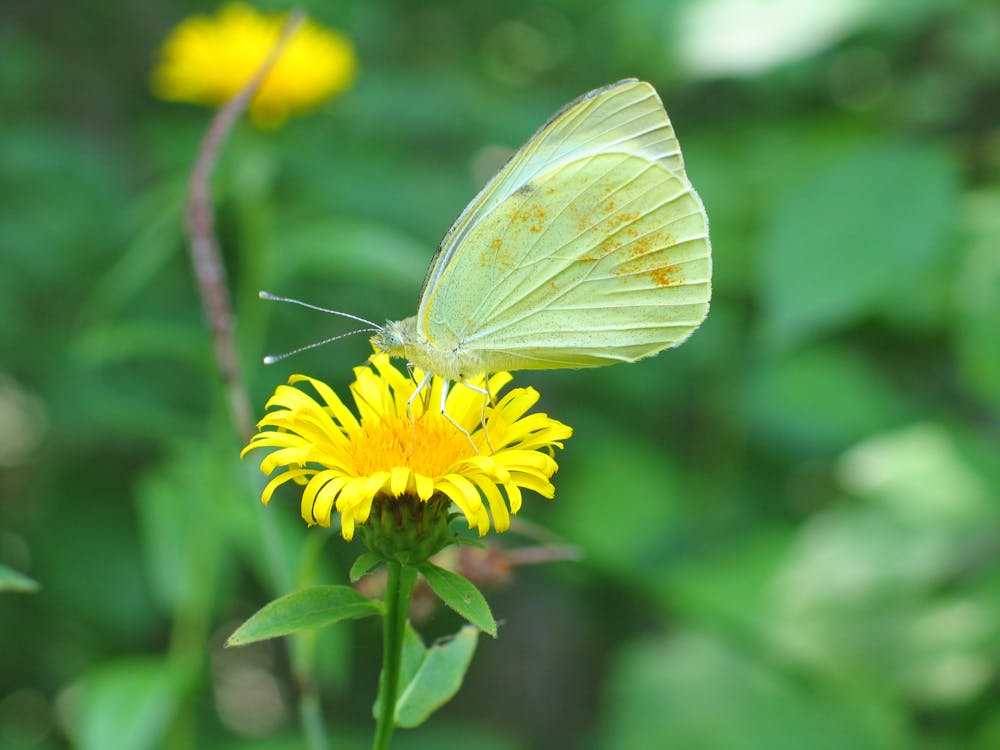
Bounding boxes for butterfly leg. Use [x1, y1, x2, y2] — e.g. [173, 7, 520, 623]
[406, 370, 433, 422]
[458, 380, 495, 452]
[460, 380, 492, 401]
[437, 379, 481, 454]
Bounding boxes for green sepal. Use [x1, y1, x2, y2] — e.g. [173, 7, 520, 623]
[361, 496, 453, 565]
[0, 564, 40, 593]
[417, 561, 497, 637]
[350, 551, 383, 582]
[395, 625, 479, 727]
[226, 585, 383, 647]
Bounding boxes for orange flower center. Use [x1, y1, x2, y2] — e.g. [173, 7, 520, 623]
[345, 413, 476, 477]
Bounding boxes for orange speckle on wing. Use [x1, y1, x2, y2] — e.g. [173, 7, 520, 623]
[628, 235, 653, 258]
[595, 236, 623, 258]
[504, 197, 548, 243]
[607, 211, 639, 231]
[481, 237, 503, 267]
[650, 265, 683, 287]
[481, 236, 517, 270]
[576, 207, 641, 235]
[611, 241, 685, 286]
[511, 203, 548, 232]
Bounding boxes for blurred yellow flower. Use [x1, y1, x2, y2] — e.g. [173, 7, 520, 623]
[242, 355, 572, 540]
[152, 3, 356, 127]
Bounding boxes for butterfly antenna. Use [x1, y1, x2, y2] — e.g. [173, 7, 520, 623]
[263, 328, 380, 365]
[259, 290, 381, 329]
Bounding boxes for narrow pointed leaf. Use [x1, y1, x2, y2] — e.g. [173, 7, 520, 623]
[418, 562, 497, 636]
[350, 551, 383, 582]
[395, 625, 479, 727]
[227, 585, 383, 647]
[0, 564, 40, 593]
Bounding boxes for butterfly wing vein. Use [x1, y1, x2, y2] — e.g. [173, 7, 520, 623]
[397, 79, 712, 376]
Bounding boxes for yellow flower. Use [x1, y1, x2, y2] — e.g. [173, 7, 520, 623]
[242, 355, 572, 541]
[151, 3, 357, 127]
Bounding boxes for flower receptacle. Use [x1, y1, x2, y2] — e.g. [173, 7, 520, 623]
[360, 495, 454, 566]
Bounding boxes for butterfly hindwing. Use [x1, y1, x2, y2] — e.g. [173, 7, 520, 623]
[420, 151, 710, 370]
[414, 80, 710, 372]
[416, 79, 692, 332]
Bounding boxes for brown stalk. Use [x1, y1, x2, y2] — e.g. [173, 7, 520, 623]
[184, 9, 305, 441]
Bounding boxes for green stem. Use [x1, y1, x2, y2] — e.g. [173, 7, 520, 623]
[372, 561, 416, 750]
[299, 684, 327, 750]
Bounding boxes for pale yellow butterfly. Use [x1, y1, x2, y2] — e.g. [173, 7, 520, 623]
[372, 79, 710, 398]
[264, 79, 711, 417]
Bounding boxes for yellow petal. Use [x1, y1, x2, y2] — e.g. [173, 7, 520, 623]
[262, 468, 314, 505]
[414, 472, 435, 500]
[308, 474, 349, 526]
[288, 374, 361, 431]
[436, 475, 486, 533]
[390, 466, 411, 496]
[471, 473, 511, 532]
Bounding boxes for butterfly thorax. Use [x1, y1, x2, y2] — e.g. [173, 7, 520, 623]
[373, 317, 487, 382]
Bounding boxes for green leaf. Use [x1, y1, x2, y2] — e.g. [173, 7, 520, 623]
[350, 551, 383, 582]
[418, 561, 497, 637]
[269, 216, 428, 290]
[373, 622, 428, 719]
[287, 532, 355, 693]
[742, 344, 914, 455]
[759, 141, 958, 346]
[395, 625, 480, 728]
[135, 441, 233, 618]
[555, 418, 686, 580]
[398, 623, 430, 701]
[72, 658, 185, 750]
[955, 188, 1000, 413]
[599, 632, 906, 750]
[226, 585, 383, 647]
[0, 564, 39, 593]
[80, 183, 183, 317]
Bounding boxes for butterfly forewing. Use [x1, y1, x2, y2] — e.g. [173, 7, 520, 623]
[416, 80, 692, 333]
[420, 150, 710, 370]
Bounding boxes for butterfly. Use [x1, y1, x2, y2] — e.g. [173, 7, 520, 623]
[265, 79, 711, 416]
[371, 79, 711, 400]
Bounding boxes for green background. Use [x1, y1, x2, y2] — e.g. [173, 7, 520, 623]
[3, 0, 1000, 748]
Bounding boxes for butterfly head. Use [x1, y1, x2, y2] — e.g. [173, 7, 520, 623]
[371, 318, 411, 358]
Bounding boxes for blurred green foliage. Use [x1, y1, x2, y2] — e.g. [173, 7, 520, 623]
[2, 1, 1000, 748]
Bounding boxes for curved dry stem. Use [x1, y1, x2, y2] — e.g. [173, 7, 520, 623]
[184, 8, 305, 441]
